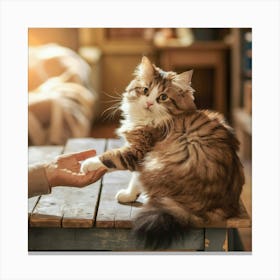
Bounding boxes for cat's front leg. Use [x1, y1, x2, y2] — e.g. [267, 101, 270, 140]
[116, 172, 142, 203]
[81, 146, 142, 174]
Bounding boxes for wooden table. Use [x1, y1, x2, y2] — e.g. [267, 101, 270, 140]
[28, 138, 251, 251]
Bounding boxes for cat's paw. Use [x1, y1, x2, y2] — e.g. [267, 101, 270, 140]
[80, 156, 107, 173]
[115, 189, 139, 203]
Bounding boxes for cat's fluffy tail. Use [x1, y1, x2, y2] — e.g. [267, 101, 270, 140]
[132, 197, 193, 250]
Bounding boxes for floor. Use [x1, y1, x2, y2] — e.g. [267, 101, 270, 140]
[90, 121, 252, 251]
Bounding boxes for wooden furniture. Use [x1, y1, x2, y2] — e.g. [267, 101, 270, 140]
[156, 42, 230, 117]
[230, 28, 252, 160]
[28, 138, 251, 251]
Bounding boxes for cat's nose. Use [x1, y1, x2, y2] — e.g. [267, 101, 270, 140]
[146, 101, 154, 109]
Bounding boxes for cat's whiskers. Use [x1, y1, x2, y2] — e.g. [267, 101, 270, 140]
[101, 102, 121, 121]
[100, 91, 123, 120]
[102, 91, 123, 102]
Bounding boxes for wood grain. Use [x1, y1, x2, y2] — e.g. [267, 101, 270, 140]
[28, 146, 64, 165]
[29, 138, 106, 228]
[96, 183, 131, 228]
[204, 228, 229, 251]
[96, 138, 134, 228]
[28, 196, 40, 218]
[28, 146, 63, 218]
[62, 138, 106, 228]
[29, 227, 204, 251]
[30, 186, 66, 227]
[28, 137, 251, 251]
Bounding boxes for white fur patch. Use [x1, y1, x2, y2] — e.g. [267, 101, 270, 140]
[144, 154, 164, 171]
[115, 172, 142, 203]
[118, 94, 172, 135]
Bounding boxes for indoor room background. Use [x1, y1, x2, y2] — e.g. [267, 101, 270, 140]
[28, 27, 252, 251]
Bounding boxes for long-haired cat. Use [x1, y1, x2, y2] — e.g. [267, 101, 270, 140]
[81, 57, 244, 249]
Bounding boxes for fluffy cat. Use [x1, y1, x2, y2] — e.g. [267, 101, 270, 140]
[81, 56, 244, 249]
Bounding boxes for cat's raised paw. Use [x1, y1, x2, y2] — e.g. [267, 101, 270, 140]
[115, 189, 138, 203]
[80, 156, 106, 173]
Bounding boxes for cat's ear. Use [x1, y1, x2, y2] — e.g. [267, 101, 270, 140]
[135, 56, 154, 80]
[173, 70, 193, 91]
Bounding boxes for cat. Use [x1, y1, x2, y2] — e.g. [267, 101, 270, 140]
[81, 56, 245, 249]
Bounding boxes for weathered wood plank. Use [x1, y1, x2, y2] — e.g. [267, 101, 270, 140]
[28, 146, 64, 165]
[28, 196, 39, 216]
[30, 138, 106, 228]
[28, 146, 63, 218]
[30, 187, 66, 227]
[96, 138, 134, 228]
[28, 227, 205, 251]
[61, 182, 102, 228]
[96, 177, 134, 228]
[95, 183, 122, 228]
[28, 137, 251, 251]
[62, 138, 106, 228]
[228, 228, 245, 251]
[204, 228, 229, 251]
[107, 139, 136, 228]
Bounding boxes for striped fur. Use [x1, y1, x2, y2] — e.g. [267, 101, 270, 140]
[99, 57, 244, 249]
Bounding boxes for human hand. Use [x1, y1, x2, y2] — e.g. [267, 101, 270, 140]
[45, 150, 107, 188]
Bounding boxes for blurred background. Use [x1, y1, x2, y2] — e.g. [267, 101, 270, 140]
[28, 28, 252, 250]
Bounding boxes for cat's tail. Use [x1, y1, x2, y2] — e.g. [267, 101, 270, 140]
[133, 197, 196, 250]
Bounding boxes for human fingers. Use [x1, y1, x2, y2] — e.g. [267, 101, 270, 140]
[86, 167, 107, 183]
[73, 167, 107, 187]
[55, 166, 107, 188]
[70, 149, 97, 161]
[58, 149, 97, 162]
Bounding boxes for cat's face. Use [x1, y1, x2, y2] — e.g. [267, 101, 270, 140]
[121, 57, 196, 125]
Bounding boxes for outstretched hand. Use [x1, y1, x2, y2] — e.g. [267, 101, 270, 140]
[45, 150, 107, 188]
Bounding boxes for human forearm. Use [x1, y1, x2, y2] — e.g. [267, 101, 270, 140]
[28, 163, 50, 198]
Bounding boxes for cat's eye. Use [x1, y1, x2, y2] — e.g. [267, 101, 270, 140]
[159, 93, 168, 101]
[143, 87, 149, 95]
